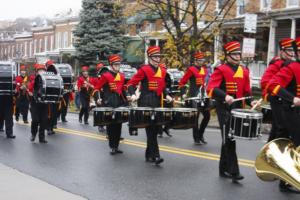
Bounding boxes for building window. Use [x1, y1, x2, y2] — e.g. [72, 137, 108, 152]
[197, 1, 206, 12]
[56, 33, 60, 48]
[45, 36, 48, 51]
[287, 0, 299, 7]
[33, 40, 37, 54]
[63, 32, 68, 48]
[216, 0, 224, 13]
[236, 0, 245, 17]
[70, 33, 74, 47]
[39, 39, 43, 52]
[29, 42, 32, 57]
[260, 0, 271, 11]
[50, 35, 54, 50]
[145, 22, 155, 32]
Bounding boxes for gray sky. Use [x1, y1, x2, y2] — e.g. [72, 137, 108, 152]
[0, 0, 82, 20]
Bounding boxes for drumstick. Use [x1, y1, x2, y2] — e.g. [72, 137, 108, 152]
[163, 99, 185, 105]
[232, 96, 253, 103]
[251, 98, 263, 110]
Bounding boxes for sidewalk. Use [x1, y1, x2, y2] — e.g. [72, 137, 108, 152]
[0, 163, 87, 200]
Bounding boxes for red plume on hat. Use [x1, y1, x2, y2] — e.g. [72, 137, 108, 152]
[45, 59, 54, 66]
[147, 46, 161, 57]
[193, 51, 205, 59]
[81, 66, 89, 72]
[279, 38, 294, 50]
[223, 41, 241, 54]
[20, 65, 27, 71]
[108, 55, 122, 64]
[34, 64, 46, 71]
[96, 63, 104, 70]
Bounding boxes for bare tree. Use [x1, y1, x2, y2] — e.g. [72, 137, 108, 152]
[137, 0, 236, 68]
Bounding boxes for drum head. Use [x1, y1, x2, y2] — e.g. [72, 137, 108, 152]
[114, 107, 130, 112]
[171, 108, 197, 112]
[154, 108, 172, 112]
[231, 109, 263, 119]
[261, 105, 271, 110]
[130, 107, 153, 111]
[94, 107, 113, 111]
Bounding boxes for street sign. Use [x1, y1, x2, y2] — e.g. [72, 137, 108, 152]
[244, 13, 257, 33]
[242, 38, 256, 58]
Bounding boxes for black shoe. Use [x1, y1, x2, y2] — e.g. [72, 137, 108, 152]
[219, 171, 233, 179]
[39, 139, 48, 143]
[15, 117, 19, 122]
[129, 130, 138, 136]
[6, 135, 16, 139]
[62, 119, 68, 123]
[30, 135, 36, 142]
[194, 140, 201, 145]
[84, 121, 89, 125]
[163, 128, 172, 137]
[47, 130, 55, 135]
[232, 174, 244, 182]
[116, 149, 123, 154]
[110, 148, 117, 155]
[0, 129, 4, 132]
[158, 134, 163, 138]
[79, 118, 82, 123]
[53, 125, 57, 129]
[120, 137, 124, 141]
[200, 137, 207, 144]
[146, 157, 155, 163]
[154, 157, 164, 165]
[24, 121, 29, 124]
[98, 126, 106, 133]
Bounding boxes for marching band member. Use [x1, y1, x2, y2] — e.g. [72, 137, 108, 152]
[77, 66, 95, 124]
[95, 62, 106, 133]
[207, 41, 258, 182]
[267, 37, 300, 193]
[179, 51, 211, 144]
[28, 64, 48, 143]
[126, 46, 173, 165]
[93, 55, 127, 154]
[15, 65, 30, 124]
[0, 67, 15, 138]
[260, 38, 295, 142]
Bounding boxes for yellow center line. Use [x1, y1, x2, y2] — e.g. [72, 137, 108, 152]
[17, 122, 255, 167]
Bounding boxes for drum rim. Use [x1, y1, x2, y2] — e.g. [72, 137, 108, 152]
[154, 108, 172, 111]
[130, 107, 153, 111]
[231, 109, 263, 119]
[94, 107, 114, 111]
[260, 105, 271, 109]
[114, 107, 130, 111]
[171, 107, 198, 112]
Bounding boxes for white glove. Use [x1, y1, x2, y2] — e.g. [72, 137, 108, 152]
[182, 94, 187, 99]
[131, 94, 138, 102]
[97, 98, 102, 105]
[165, 95, 173, 103]
[225, 95, 234, 105]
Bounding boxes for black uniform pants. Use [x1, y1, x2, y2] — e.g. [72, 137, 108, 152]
[0, 117, 3, 130]
[57, 94, 69, 121]
[15, 95, 29, 122]
[0, 96, 13, 136]
[145, 125, 160, 159]
[282, 105, 300, 146]
[107, 123, 122, 149]
[216, 105, 239, 175]
[47, 103, 58, 131]
[193, 109, 211, 141]
[30, 101, 48, 140]
[79, 92, 90, 122]
[268, 96, 289, 142]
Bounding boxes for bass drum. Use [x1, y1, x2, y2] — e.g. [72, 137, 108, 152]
[34, 72, 64, 103]
[0, 61, 16, 95]
[47, 64, 74, 93]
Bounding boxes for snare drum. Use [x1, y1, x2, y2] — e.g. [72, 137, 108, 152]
[230, 109, 263, 139]
[169, 108, 198, 129]
[154, 108, 172, 125]
[93, 107, 113, 126]
[113, 107, 130, 124]
[261, 105, 272, 124]
[185, 97, 211, 111]
[129, 107, 153, 128]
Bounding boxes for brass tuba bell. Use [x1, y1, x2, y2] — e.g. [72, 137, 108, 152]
[255, 138, 300, 190]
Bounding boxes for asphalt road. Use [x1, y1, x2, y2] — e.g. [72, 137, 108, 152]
[0, 113, 298, 200]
